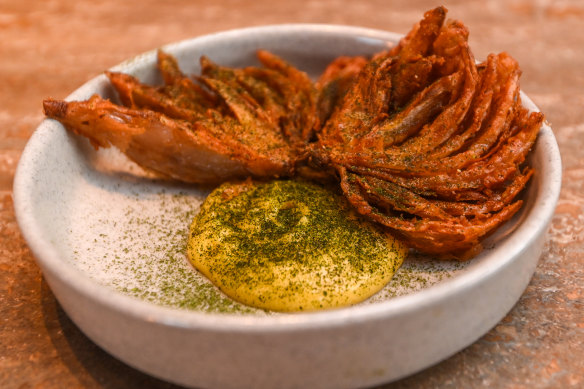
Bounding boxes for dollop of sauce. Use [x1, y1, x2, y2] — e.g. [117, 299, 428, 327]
[187, 179, 406, 312]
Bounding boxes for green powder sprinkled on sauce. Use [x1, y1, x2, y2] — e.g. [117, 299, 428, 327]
[187, 179, 407, 312]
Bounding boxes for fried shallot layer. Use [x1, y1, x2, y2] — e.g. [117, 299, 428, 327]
[43, 6, 543, 259]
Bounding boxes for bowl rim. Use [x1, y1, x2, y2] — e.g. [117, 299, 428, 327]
[13, 23, 562, 333]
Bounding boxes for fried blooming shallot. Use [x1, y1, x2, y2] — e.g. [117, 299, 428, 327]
[43, 6, 543, 259]
[44, 50, 318, 184]
[312, 6, 543, 258]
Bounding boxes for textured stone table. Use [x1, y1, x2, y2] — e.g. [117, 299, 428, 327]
[1, 1, 582, 388]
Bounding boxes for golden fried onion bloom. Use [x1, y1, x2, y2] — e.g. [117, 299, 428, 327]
[43, 7, 543, 259]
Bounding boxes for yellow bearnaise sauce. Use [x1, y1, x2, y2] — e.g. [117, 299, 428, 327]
[187, 179, 406, 312]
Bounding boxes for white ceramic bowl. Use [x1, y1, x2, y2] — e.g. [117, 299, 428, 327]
[13, 25, 561, 389]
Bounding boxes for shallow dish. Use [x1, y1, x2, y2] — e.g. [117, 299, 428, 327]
[13, 24, 561, 389]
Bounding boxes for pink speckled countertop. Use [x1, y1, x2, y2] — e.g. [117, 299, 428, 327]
[1, 1, 582, 388]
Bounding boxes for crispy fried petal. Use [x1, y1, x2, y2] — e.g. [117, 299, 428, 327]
[43, 95, 293, 184]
